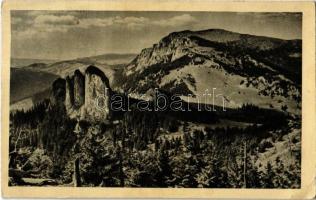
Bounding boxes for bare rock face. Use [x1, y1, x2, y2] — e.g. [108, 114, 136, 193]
[65, 76, 74, 110]
[83, 66, 111, 122]
[126, 31, 195, 73]
[51, 78, 66, 105]
[60, 65, 111, 122]
[73, 70, 85, 108]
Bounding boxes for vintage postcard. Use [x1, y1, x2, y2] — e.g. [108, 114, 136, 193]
[2, 0, 315, 198]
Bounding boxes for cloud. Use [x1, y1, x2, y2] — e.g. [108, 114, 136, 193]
[114, 16, 149, 29]
[152, 14, 197, 27]
[12, 29, 46, 40]
[77, 14, 195, 29]
[27, 11, 53, 16]
[77, 16, 149, 30]
[34, 14, 79, 26]
[11, 17, 23, 25]
[115, 16, 149, 24]
[12, 14, 78, 40]
[26, 10, 81, 17]
[78, 17, 114, 28]
[12, 13, 198, 41]
[16, 14, 80, 34]
[13, 12, 197, 33]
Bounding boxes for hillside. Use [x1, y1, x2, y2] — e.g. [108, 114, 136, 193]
[11, 58, 59, 68]
[120, 29, 301, 113]
[76, 53, 137, 66]
[23, 53, 136, 83]
[10, 53, 136, 111]
[10, 68, 58, 108]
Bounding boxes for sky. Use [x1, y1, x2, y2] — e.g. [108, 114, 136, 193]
[11, 11, 302, 60]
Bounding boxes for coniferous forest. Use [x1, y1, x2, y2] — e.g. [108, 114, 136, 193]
[9, 97, 301, 188]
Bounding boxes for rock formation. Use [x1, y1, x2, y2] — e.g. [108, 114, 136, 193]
[65, 76, 74, 110]
[51, 78, 66, 105]
[83, 66, 111, 122]
[53, 65, 112, 122]
[73, 70, 85, 108]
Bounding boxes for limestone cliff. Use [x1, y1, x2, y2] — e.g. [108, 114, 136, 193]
[51, 78, 66, 105]
[53, 65, 111, 122]
[83, 66, 111, 122]
[65, 76, 74, 110]
[73, 70, 85, 108]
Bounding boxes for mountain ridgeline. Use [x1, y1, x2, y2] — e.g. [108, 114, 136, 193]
[120, 29, 301, 113]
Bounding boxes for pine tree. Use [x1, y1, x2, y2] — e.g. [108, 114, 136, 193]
[156, 145, 172, 187]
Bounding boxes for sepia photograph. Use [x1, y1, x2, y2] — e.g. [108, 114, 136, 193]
[2, 0, 315, 199]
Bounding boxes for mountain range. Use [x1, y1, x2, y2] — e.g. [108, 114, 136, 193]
[10, 29, 301, 114]
[9, 28, 302, 188]
[120, 29, 301, 113]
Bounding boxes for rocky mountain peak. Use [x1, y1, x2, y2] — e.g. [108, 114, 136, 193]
[126, 29, 246, 74]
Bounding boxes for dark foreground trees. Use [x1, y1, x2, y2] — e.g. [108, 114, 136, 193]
[9, 99, 300, 188]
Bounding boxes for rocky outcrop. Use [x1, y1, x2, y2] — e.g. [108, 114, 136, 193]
[73, 70, 85, 108]
[65, 76, 74, 110]
[51, 78, 66, 105]
[53, 66, 112, 122]
[83, 66, 111, 122]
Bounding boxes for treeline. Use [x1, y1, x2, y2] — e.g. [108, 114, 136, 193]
[111, 107, 180, 151]
[219, 103, 288, 128]
[10, 99, 50, 128]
